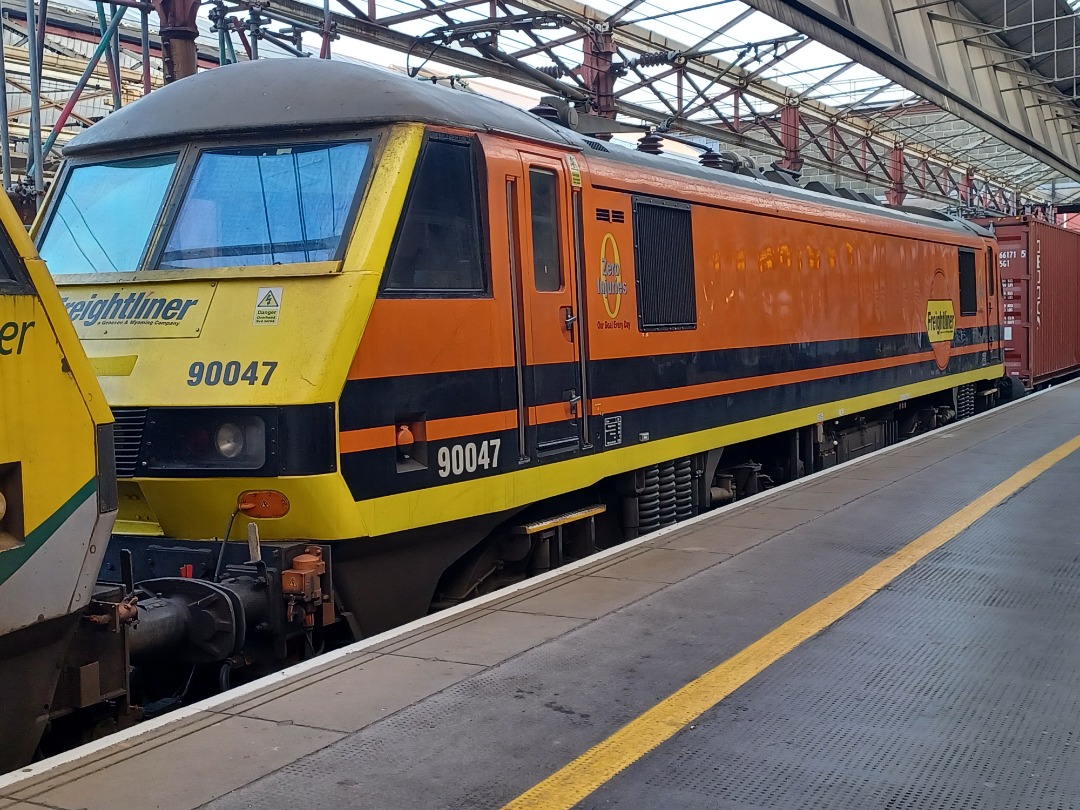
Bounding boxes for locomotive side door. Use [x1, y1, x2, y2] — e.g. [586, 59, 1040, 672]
[510, 152, 587, 458]
[985, 245, 999, 363]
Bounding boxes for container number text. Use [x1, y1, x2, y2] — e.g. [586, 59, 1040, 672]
[437, 439, 501, 478]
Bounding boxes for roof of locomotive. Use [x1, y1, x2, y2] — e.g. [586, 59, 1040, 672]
[63, 58, 577, 154]
[63, 58, 989, 241]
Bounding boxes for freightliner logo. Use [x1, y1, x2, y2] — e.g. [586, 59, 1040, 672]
[925, 299, 956, 343]
[61, 292, 199, 328]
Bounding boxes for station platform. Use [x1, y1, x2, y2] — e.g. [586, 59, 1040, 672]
[4, 381, 1080, 809]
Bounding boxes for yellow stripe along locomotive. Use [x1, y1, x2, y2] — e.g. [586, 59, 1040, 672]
[35, 59, 1002, 680]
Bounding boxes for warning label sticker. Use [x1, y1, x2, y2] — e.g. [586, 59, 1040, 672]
[254, 287, 282, 325]
[566, 154, 582, 187]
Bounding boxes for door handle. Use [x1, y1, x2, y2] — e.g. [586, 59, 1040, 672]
[562, 306, 576, 340]
[567, 391, 581, 417]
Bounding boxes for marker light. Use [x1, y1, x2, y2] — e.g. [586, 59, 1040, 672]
[237, 490, 291, 518]
[396, 423, 415, 460]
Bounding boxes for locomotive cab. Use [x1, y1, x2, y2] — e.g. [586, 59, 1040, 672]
[39, 135, 375, 496]
[36, 60, 556, 641]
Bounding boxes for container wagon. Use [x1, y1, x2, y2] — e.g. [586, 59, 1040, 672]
[980, 216, 1080, 388]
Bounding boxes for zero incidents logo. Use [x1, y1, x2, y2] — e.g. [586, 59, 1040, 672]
[597, 233, 627, 319]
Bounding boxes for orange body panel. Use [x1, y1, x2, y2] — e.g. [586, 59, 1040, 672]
[579, 158, 993, 365]
[340, 129, 1000, 504]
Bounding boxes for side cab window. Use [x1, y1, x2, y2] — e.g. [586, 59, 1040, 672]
[381, 133, 488, 296]
[0, 231, 28, 290]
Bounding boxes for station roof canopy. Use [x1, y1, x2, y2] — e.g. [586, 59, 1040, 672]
[13, 0, 1080, 212]
[199, 0, 1080, 212]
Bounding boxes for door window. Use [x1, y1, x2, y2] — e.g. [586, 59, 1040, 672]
[529, 168, 563, 292]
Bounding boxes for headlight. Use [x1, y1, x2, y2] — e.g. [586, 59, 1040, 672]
[215, 422, 245, 459]
[132, 405, 336, 478]
[144, 412, 267, 472]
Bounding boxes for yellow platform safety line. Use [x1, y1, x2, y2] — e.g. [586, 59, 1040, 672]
[502, 433, 1080, 810]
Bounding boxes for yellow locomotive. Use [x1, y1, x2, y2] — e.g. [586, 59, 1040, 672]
[36, 58, 1002, 659]
[0, 186, 116, 769]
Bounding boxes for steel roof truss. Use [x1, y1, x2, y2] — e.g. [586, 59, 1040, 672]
[198, 0, 1065, 211]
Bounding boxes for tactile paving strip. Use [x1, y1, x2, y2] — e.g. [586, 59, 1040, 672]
[582, 449, 1080, 810]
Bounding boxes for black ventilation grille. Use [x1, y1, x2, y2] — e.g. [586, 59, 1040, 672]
[632, 197, 696, 332]
[111, 407, 148, 477]
[583, 138, 610, 152]
[596, 209, 626, 223]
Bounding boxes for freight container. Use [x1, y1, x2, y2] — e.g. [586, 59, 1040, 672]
[981, 217, 1080, 388]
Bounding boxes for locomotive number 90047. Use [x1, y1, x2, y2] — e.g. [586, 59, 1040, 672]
[187, 360, 278, 386]
[437, 439, 501, 478]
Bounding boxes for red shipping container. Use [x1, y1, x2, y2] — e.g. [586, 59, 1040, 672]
[981, 217, 1080, 387]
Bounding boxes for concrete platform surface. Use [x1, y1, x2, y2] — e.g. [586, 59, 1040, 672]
[3, 382, 1080, 810]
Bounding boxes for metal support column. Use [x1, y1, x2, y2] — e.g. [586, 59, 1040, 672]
[886, 143, 906, 205]
[151, 0, 202, 82]
[96, 2, 123, 110]
[24, 0, 43, 203]
[582, 27, 617, 118]
[778, 102, 803, 172]
[141, 5, 153, 92]
[0, 15, 11, 192]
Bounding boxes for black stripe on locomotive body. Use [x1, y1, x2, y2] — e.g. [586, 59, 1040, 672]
[341, 428, 520, 501]
[589, 331, 932, 400]
[339, 367, 518, 432]
[955, 324, 1000, 347]
[340, 362, 592, 432]
[339, 342, 994, 500]
[609, 350, 991, 451]
[339, 327, 994, 432]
